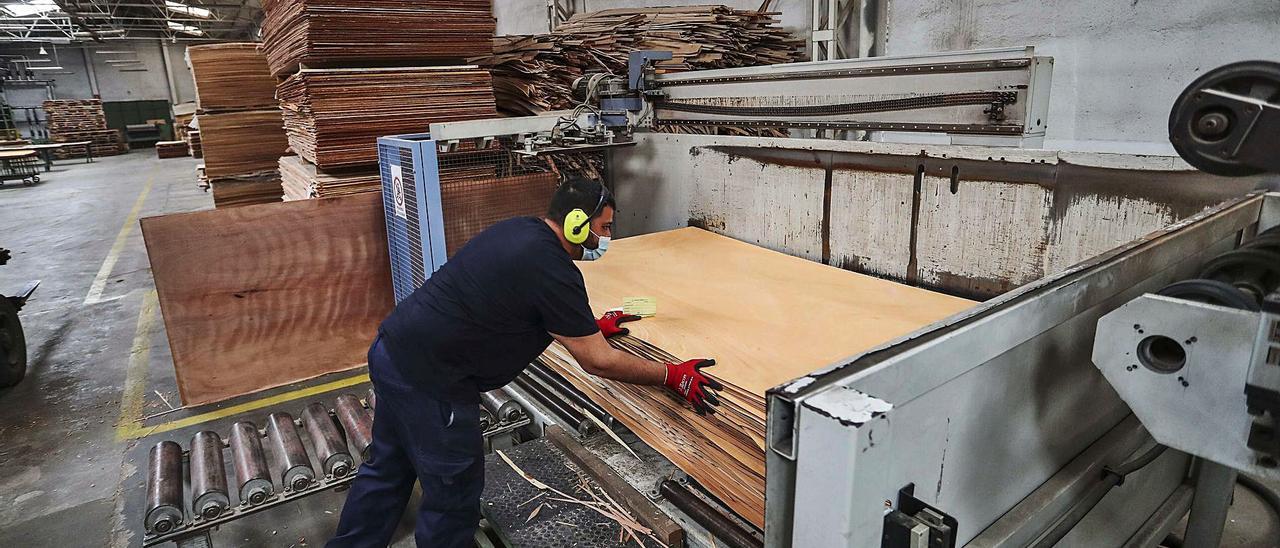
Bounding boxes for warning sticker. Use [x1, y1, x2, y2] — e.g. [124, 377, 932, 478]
[390, 164, 407, 219]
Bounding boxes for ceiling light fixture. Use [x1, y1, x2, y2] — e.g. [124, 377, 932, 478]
[166, 21, 204, 36]
[27, 66, 65, 70]
[2, 0, 59, 18]
[164, 1, 212, 19]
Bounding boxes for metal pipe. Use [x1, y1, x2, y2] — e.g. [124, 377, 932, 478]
[303, 403, 354, 478]
[266, 412, 314, 492]
[659, 480, 762, 548]
[333, 394, 374, 460]
[229, 421, 273, 506]
[189, 431, 230, 520]
[144, 440, 184, 534]
[480, 388, 523, 422]
[1185, 460, 1237, 548]
[513, 374, 589, 432]
[526, 363, 610, 424]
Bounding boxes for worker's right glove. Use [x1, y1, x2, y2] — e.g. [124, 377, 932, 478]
[664, 359, 724, 415]
[597, 310, 642, 339]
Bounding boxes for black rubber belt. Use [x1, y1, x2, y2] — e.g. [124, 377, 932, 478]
[656, 91, 1017, 117]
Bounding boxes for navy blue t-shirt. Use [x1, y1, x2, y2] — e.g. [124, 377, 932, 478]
[378, 217, 599, 403]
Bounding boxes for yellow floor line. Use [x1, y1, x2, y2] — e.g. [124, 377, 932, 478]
[85, 172, 156, 305]
[118, 372, 371, 441]
[115, 290, 159, 442]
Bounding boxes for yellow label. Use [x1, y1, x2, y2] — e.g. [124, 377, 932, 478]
[622, 296, 657, 317]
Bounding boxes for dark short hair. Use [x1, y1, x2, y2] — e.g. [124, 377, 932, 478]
[546, 176, 616, 222]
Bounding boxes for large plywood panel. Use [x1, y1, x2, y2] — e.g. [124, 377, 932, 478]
[141, 193, 394, 406]
[689, 149, 826, 261]
[828, 169, 914, 279]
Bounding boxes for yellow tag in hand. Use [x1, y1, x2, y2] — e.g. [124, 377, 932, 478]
[622, 296, 657, 317]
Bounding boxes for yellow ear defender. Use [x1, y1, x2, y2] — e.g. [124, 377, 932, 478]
[564, 208, 591, 245]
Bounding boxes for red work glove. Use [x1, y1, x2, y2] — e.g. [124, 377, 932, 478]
[597, 310, 642, 338]
[665, 359, 724, 415]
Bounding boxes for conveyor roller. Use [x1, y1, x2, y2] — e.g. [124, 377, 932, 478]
[229, 421, 273, 506]
[333, 394, 374, 460]
[303, 402, 354, 478]
[144, 441, 183, 534]
[190, 431, 230, 520]
[481, 388, 523, 422]
[266, 412, 315, 491]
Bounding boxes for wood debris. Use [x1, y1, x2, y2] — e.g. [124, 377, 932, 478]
[187, 43, 279, 113]
[473, 6, 805, 117]
[275, 67, 498, 170]
[259, 0, 496, 77]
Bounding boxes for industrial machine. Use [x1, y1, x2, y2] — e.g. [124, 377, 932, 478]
[0, 247, 37, 388]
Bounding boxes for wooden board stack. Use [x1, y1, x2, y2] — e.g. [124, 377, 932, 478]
[43, 99, 126, 158]
[259, 0, 495, 77]
[279, 154, 379, 201]
[186, 129, 202, 158]
[536, 228, 976, 527]
[186, 43, 287, 207]
[475, 6, 805, 116]
[155, 141, 189, 159]
[187, 43, 279, 112]
[275, 67, 498, 170]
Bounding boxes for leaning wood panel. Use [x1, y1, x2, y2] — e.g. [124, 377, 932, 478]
[141, 193, 394, 406]
[538, 228, 975, 526]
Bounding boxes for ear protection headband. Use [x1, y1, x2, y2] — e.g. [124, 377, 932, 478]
[564, 187, 608, 245]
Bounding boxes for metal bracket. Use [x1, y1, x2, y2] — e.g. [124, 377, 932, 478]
[882, 484, 958, 548]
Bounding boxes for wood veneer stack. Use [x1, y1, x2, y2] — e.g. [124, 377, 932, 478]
[279, 154, 379, 201]
[43, 99, 126, 158]
[187, 43, 279, 113]
[186, 129, 202, 158]
[186, 43, 287, 207]
[156, 141, 189, 159]
[259, 0, 495, 78]
[276, 67, 497, 170]
[476, 6, 805, 116]
[536, 228, 976, 528]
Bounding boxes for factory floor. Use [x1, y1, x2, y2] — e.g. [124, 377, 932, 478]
[0, 150, 1277, 547]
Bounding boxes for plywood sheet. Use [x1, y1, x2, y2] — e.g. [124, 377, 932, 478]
[538, 228, 975, 526]
[141, 192, 394, 406]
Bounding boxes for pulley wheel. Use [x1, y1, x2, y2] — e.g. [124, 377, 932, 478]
[1244, 232, 1280, 255]
[1199, 248, 1280, 301]
[0, 297, 26, 388]
[1168, 60, 1280, 176]
[1157, 279, 1260, 311]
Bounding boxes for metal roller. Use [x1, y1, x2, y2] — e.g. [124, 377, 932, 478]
[144, 441, 184, 534]
[303, 402, 354, 478]
[229, 421, 274, 506]
[333, 394, 373, 460]
[189, 431, 230, 520]
[266, 412, 315, 491]
[479, 406, 495, 431]
[480, 389, 523, 422]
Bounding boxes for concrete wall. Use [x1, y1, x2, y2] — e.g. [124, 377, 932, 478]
[883, 0, 1280, 153]
[0, 42, 196, 104]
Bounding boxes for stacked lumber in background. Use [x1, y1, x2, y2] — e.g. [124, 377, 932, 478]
[43, 99, 127, 158]
[279, 154, 379, 201]
[187, 129, 202, 158]
[475, 6, 805, 116]
[276, 67, 497, 170]
[186, 43, 287, 207]
[259, 0, 495, 77]
[156, 141, 189, 159]
[188, 43, 279, 113]
[538, 228, 976, 527]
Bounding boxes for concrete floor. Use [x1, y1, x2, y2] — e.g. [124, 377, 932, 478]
[0, 150, 1277, 547]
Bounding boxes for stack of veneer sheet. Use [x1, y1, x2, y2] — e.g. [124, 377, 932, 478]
[208, 172, 285, 208]
[44, 99, 127, 158]
[275, 67, 497, 170]
[258, 0, 495, 77]
[187, 43, 279, 113]
[155, 140, 189, 159]
[535, 228, 976, 528]
[279, 154, 380, 201]
[200, 110, 289, 206]
[186, 129, 202, 158]
[476, 6, 805, 116]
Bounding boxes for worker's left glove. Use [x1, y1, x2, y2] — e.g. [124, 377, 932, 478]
[597, 310, 642, 339]
[665, 359, 724, 415]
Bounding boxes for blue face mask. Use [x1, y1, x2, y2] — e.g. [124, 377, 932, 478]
[581, 232, 610, 261]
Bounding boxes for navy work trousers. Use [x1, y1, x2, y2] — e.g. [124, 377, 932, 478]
[328, 336, 484, 548]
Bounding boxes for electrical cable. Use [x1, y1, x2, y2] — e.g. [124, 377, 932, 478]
[1031, 444, 1169, 548]
[1160, 475, 1280, 548]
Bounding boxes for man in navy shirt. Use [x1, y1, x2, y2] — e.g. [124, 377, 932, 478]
[329, 177, 721, 547]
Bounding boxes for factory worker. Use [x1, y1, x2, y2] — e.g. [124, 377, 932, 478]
[328, 176, 721, 548]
